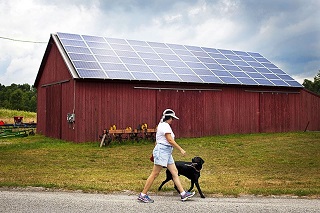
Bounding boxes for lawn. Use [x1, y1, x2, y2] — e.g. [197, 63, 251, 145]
[0, 132, 319, 197]
[0, 108, 37, 124]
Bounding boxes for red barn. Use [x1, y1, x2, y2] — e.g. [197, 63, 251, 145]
[34, 32, 320, 142]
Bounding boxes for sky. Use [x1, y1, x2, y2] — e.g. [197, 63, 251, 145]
[0, 0, 319, 86]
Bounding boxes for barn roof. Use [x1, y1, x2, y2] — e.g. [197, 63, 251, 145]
[40, 32, 302, 88]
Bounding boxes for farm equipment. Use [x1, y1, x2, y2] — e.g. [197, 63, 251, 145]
[0, 117, 36, 139]
[99, 123, 157, 147]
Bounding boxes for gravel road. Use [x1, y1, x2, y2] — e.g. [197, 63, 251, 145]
[1, 189, 320, 213]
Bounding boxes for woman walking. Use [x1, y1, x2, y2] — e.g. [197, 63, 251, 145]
[138, 109, 195, 203]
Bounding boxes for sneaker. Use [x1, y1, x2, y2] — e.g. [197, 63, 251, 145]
[138, 193, 154, 203]
[181, 191, 195, 201]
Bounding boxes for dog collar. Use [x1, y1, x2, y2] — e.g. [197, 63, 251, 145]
[185, 163, 200, 173]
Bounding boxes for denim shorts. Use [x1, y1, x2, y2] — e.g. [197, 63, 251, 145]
[153, 143, 174, 167]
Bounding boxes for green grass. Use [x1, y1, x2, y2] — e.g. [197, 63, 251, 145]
[0, 132, 319, 197]
[0, 108, 37, 123]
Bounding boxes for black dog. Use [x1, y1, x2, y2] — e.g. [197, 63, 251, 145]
[158, 156, 205, 198]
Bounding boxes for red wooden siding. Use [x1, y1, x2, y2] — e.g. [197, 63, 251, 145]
[45, 84, 62, 138]
[35, 41, 74, 139]
[203, 90, 221, 136]
[216, 88, 259, 135]
[35, 40, 320, 142]
[73, 81, 159, 142]
[260, 93, 296, 132]
[300, 89, 320, 131]
[37, 77, 320, 143]
[67, 82, 320, 142]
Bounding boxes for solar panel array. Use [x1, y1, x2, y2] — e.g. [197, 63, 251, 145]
[56, 32, 302, 87]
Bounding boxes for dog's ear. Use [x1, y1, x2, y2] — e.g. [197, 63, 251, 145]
[196, 157, 204, 164]
[201, 158, 205, 164]
[195, 162, 203, 171]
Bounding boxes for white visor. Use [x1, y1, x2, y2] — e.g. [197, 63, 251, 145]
[163, 109, 179, 120]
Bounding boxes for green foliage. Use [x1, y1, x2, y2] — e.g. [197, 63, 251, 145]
[0, 83, 36, 112]
[303, 70, 320, 95]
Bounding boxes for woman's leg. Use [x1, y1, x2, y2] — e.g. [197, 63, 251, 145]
[142, 164, 163, 194]
[167, 163, 184, 193]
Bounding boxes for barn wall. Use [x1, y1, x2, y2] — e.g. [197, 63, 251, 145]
[203, 90, 221, 135]
[38, 77, 320, 143]
[60, 80, 76, 141]
[36, 42, 73, 138]
[74, 81, 159, 142]
[259, 92, 299, 133]
[300, 89, 320, 131]
[216, 88, 260, 135]
[45, 84, 62, 138]
[67, 81, 320, 142]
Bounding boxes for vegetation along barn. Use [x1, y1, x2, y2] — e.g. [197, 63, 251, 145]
[34, 32, 320, 142]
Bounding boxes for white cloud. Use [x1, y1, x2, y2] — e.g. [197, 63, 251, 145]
[0, 0, 319, 86]
[0, 0, 103, 86]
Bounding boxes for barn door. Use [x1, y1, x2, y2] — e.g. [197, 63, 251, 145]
[45, 84, 62, 138]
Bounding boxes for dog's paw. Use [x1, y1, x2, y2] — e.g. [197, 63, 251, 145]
[201, 195, 206, 198]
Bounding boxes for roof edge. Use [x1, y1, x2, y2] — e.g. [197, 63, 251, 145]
[302, 87, 320, 98]
[52, 33, 79, 79]
[33, 35, 53, 88]
[33, 33, 79, 88]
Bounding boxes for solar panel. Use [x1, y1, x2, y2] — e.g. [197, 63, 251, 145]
[231, 60, 249, 66]
[106, 71, 133, 80]
[199, 75, 223, 83]
[197, 57, 216, 64]
[270, 79, 289, 86]
[205, 63, 224, 70]
[172, 67, 194, 75]
[286, 80, 302, 87]
[255, 79, 274, 86]
[166, 60, 187, 68]
[125, 64, 151, 72]
[192, 68, 212, 75]
[56, 32, 302, 87]
[179, 74, 202, 82]
[131, 72, 158, 81]
[238, 78, 258, 85]
[77, 69, 105, 78]
[212, 70, 233, 77]
[150, 66, 173, 74]
[155, 73, 181, 82]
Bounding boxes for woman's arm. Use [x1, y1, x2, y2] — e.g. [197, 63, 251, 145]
[165, 133, 186, 155]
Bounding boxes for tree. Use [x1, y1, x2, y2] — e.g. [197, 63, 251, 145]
[0, 84, 5, 108]
[0, 83, 37, 112]
[10, 89, 24, 110]
[303, 70, 320, 95]
[29, 95, 37, 112]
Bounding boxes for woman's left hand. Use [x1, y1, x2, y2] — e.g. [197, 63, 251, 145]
[180, 149, 186, 156]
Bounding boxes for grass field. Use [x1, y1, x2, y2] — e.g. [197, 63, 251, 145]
[0, 132, 319, 197]
[0, 108, 37, 124]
